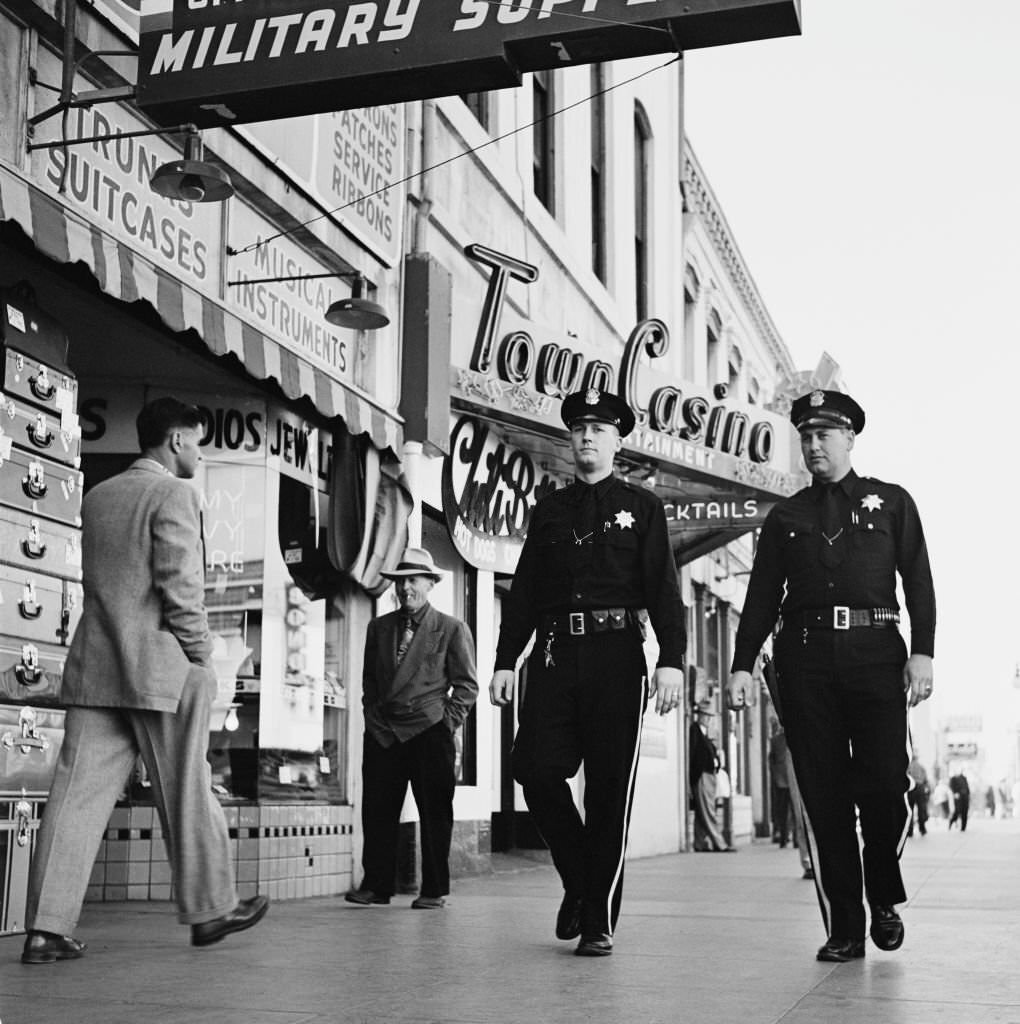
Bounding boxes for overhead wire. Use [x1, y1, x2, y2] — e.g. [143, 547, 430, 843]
[227, 53, 681, 258]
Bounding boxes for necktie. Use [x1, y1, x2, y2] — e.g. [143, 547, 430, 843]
[819, 483, 844, 568]
[396, 614, 414, 664]
[573, 484, 598, 546]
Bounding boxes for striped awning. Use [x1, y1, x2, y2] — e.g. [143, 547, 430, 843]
[0, 166, 402, 455]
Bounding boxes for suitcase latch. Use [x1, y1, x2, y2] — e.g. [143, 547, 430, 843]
[15, 797, 33, 847]
[2, 706, 50, 755]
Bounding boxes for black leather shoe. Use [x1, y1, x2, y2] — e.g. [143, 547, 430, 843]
[410, 895, 445, 909]
[555, 894, 583, 940]
[575, 933, 613, 957]
[816, 937, 866, 963]
[21, 931, 86, 965]
[869, 904, 904, 951]
[191, 895, 269, 947]
[344, 888, 391, 906]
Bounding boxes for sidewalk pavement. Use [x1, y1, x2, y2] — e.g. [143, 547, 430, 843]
[2, 816, 1019, 1024]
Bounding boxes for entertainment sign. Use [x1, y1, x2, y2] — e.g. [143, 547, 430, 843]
[137, 0, 800, 127]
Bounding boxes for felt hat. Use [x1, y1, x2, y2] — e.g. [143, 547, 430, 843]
[379, 547, 443, 583]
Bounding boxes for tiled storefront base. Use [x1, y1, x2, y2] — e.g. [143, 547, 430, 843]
[85, 804, 354, 904]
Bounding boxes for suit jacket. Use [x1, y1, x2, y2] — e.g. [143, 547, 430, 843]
[362, 603, 478, 747]
[61, 459, 212, 712]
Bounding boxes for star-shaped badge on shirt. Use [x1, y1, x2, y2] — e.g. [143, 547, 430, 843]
[860, 494, 884, 511]
[614, 510, 635, 530]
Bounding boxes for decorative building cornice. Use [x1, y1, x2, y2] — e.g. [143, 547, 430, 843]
[682, 139, 797, 384]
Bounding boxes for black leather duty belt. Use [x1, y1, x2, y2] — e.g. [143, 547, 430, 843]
[797, 607, 900, 630]
[540, 608, 641, 637]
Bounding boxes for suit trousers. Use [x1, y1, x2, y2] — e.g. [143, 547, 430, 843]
[775, 627, 910, 941]
[27, 666, 238, 935]
[360, 721, 456, 898]
[511, 629, 647, 936]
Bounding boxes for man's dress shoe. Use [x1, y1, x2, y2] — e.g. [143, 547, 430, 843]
[869, 904, 905, 951]
[344, 889, 391, 905]
[191, 895, 269, 947]
[816, 938, 866, 963]
[575, 933, 613, 957]
[410, 895, 445, 909]
[21, 931, 86, 965]
[555, 894, 583, 940]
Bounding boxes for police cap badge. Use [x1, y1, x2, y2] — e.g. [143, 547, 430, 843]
[790, 389, 865, 434]
[560, 388, 636, 438]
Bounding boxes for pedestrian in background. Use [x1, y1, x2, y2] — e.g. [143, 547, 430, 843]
[932, 778, 952, 821]
[769, 724, 793, 848]
[907, 755, 929, 837]
[690, 703, 734, 852]
[728, 389, 935, 963]
[489, 388, 685, 958]
[346, 548, 478, 910]
[948, 772, 970, 831]
[21, 397, 268, 965]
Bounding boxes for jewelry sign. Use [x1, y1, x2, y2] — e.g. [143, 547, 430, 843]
[441, 414, 570, 573]
[136, 0, 799, 127]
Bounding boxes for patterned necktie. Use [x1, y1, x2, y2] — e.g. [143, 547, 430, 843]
[396, 614, 415, 664]
[819, 483, 844, 568]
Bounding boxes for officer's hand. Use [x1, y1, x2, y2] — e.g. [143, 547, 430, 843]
[489, 670, 517, 707]
[650, 667, 683, 716]
[727, 670, 754, 711]
[903, 654, 934, 707]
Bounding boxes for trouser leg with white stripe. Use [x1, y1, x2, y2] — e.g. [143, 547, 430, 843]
[513, 630, 647, 936]
[775, 628, 910, 941]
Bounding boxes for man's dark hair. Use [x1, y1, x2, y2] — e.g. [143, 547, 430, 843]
[136, 397, 203, 451]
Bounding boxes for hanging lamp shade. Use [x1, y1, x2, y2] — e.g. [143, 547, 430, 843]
[150, 129, 234, 203]
[325, 274, 390, 330]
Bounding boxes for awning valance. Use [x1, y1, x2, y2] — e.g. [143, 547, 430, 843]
[0, 165, 401, 455]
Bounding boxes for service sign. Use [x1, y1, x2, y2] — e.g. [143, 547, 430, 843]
[239, 105, 405, 265]
[137, 0, 800, 127]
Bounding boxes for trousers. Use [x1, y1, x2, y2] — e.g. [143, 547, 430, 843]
[27, 666, 238, 935]
[511, 629, 647, 936]
[360, 721, 457, 898]
[775, 627, 910, 940]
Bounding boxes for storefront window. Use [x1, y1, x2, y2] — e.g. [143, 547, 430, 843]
[202, 459, 266, 801]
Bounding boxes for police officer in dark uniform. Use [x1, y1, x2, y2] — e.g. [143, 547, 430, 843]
[489, 387, 685, 958]
[727, 389, 935, 963]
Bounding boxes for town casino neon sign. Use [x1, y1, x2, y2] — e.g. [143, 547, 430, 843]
[464, 244, 775, 465]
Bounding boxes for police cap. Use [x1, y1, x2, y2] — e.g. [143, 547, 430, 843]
[791, 389, 865, 434]
[560, 387, 636, 438]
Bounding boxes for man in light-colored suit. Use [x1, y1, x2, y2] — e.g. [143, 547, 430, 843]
[21, 397, 268, 965]
[346, 548, 478, 909]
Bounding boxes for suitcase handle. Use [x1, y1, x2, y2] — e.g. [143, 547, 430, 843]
[22, 462, 48, 499]
[18, 581, 43, 620]
[27, 415, 54, 449]
[21, 520, 48, 560]
[15, 643, 44, 686]
[29, 369, 56, 401]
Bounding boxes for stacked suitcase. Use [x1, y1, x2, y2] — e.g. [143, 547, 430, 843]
[0, 282, 83, 935]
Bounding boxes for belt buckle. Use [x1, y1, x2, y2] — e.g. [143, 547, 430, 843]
[569, 612, 585, 636]
[833, 606, 850, 630]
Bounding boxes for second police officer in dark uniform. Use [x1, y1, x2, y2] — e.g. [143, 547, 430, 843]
[489, 388, 686, 958]
[728, 390, 936, 963]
